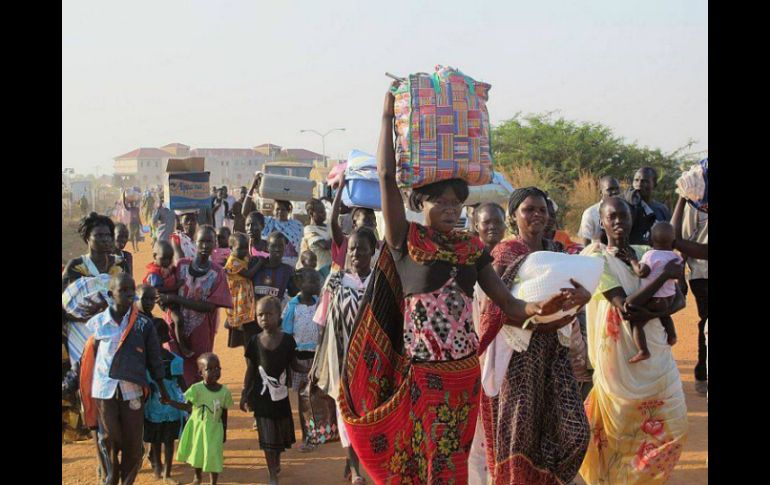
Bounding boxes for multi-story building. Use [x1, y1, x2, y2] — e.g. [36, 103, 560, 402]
[113, 147, 172, 187]
[188, 147, 267, 189]
[113, 143, 325, 191]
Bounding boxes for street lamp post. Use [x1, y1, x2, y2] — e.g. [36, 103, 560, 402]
[299, 128, 346, 167]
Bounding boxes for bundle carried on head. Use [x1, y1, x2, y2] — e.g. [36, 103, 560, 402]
[676, 158, 708, 213]
[391, 65, 494, 189]
[341, 149, 381, 210]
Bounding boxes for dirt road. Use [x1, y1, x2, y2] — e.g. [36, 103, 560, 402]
[62, 236, 707, 484]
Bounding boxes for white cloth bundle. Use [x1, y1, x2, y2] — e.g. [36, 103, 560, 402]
[482, 251, 603, 397]
[676, 162, 706, 202]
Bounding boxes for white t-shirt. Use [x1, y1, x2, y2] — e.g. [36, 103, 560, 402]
[682, 203, 708, 280]
[578, 202, 602, 242]
[639, 250, 682, 298]
[213, 200, 228, 229]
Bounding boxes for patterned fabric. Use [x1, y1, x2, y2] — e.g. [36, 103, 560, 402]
[391, 65, 493, 188]
[143, 262, 177, 290]
[170, 231, 197, 260]
[87, 308, 144, 400]
[224, 255, 256, 328]
[478, 237, 590, 484]
[310, 271, 371, 400]
[262, 217, 303, 265]
[282, 296, 319, 351]
[407, 222, 485, 266]
[62, 254, 125, 443]
[480, 332, 589, 484]
[578, 243, 688, 484]
[299, 224, 332, 270]
[338, 247, 482, 483]
[145, 351, 187, 423]
[165, 258, 232, 385]
[404, 274, 478, 361]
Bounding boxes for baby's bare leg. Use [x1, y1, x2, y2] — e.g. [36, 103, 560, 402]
[648, 297, 677, 346]
[629, 321, 651, 363]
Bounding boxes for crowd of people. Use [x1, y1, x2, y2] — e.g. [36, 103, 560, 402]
[62, 97, 708, 485]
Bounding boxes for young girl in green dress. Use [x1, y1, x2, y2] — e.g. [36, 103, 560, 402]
[165, 352, 233, 485]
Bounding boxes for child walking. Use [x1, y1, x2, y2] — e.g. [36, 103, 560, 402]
[241, 296, 301, 485]
[137, 285, 187, 484]
[624, 221, 682, 363]
[224, 232, 262, 349]
[143, 240, 194, 357]
[282, 268, 322, 452]
[166, 353, 232, 485]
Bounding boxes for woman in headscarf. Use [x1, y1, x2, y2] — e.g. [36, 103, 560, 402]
[579, 197, 687, 484]
[476, 187, 592, 484]
[158, 225, 233, 385]
[337, 86, 579, 484]
[262, 200, 303, 267]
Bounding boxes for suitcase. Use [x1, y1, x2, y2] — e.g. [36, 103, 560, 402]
[256, 173, 316, 202]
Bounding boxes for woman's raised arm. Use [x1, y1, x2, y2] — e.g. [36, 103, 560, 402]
[377, 85, 407, 250]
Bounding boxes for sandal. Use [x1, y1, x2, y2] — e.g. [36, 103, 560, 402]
[297, 442, 316, 453]
[352, 477, 366, 485]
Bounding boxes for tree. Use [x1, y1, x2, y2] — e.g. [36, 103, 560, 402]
[491, 112, 698, 232]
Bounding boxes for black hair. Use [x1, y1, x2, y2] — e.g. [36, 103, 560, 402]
[599, 175, 619, 185]
[229, 232, 249, 248]
[599, 196, 632, 217]
[196, 224, 217, 239]
[275, 200, 293, 212]
[78, 212, 115, 243]
[267, 231, 287, 245]
[294, 267, 321, 286]
[408, 179, 469, 211]
[306, 198, 324, 213]
[246, 211, 265, 227]
[114, 222, 129, 234]
[637, 166, 659, 184]
[153, 240, 173, 255]
[256, 295, 282, 314]
[475, 202, 505, 220]
[349, 226, 378, 252]
[351, 206, 375, 221]
[506, 186, 548, 235]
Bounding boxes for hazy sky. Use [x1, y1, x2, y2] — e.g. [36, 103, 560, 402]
[62, 0, 707, 174]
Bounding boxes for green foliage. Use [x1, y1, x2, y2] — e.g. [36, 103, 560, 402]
[492, 112, 699, 233]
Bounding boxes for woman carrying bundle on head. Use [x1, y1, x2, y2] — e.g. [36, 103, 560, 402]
[336, 84, 582, 484]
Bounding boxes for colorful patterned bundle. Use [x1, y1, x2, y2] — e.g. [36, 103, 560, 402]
[391, 65, 494, 188]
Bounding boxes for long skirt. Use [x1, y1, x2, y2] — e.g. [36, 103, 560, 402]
[481, 331, 590, 484]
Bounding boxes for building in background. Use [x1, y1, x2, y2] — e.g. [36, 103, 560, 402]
[113, 142, 325, 190]
[113, 147, 172, 188]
